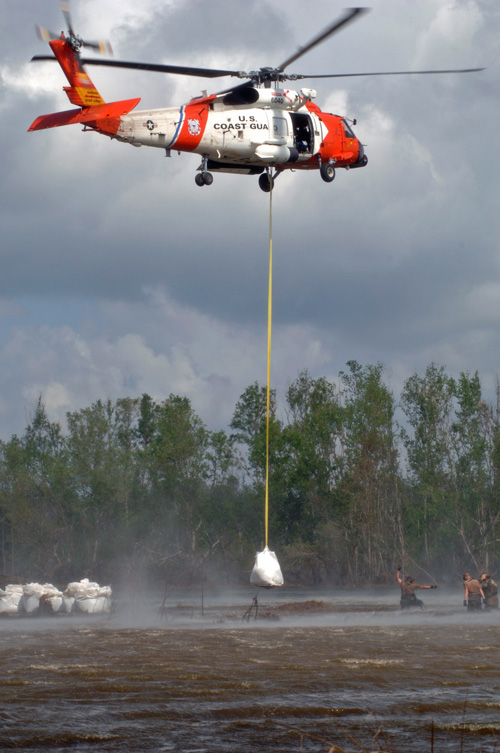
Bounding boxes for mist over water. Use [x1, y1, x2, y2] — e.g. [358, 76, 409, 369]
[1, 587, 499, 752]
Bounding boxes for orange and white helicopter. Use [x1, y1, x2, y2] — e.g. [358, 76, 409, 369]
[29, 4, 483, 192]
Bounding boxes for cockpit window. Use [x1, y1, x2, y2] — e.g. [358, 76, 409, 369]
[341, 119, 356, 138]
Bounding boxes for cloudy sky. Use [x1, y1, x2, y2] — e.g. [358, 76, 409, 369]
[0, 0, 499, 439]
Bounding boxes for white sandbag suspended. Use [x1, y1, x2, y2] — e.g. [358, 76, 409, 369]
[250, 546, 284, 588]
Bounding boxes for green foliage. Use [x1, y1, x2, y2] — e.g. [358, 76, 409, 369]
[338, 362, 400, 581]
[0, 364, 499, 586]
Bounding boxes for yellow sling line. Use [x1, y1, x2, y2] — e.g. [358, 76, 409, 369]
[265, 178, 273, 549]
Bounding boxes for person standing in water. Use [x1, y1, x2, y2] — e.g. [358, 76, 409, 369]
[396, 567, 437, 610]
[463, 573, 485, 611]
[479, 572, 498, 610]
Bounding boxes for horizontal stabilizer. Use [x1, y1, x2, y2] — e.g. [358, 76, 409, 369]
[28, 97, 141, 132]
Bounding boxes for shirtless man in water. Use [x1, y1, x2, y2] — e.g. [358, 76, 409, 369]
[463, 573, 485, 611]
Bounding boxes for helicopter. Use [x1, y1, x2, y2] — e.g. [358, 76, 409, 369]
[29, 3, 483, 192]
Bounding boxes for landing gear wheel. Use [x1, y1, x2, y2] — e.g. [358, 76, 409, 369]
[320, 163, 336, 183]
[196, 171, 213, 186]
[259, 173, 274, 193]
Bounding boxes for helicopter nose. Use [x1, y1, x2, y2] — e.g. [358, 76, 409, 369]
[351, 142, 368, 169]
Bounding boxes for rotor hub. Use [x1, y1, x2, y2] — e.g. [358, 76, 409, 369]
[68, 33, 83, 52]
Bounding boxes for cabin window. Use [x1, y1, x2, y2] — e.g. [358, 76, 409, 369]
[273, 117, 288, 137]
[341, 119, 356, 138]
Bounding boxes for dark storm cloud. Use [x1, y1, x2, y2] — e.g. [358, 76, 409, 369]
[1, 0, 500, 438]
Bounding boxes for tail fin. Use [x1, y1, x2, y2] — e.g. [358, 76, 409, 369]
[49, 36, 105, 107]
[29, 34, 140, 134]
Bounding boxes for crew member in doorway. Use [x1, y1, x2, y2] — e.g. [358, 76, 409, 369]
[479, 572, 498, 610]
[396, 566, 437, 610]
[463, 573, 485, 611]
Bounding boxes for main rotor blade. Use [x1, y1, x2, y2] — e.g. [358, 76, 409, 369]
[212, 81, 256, 97]
[277, 7, 369, 72]
[79, 57, 243, 78]
[291, 67, 485, 79]
[31, 54, 59, 62]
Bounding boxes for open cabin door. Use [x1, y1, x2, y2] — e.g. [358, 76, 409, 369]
[290, 112, 314, 155]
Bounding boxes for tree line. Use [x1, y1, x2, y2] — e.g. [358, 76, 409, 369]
[0, 361, 499, 589]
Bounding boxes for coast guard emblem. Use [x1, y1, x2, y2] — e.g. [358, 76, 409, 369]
[188, 119, 201, 136]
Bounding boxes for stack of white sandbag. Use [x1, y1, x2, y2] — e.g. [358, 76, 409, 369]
[23, 583, 70, 614]
[65, 578, 112, 614]
[0, 579, 112, 616]
[22, 583, 46, 614]
[40, 584, 67, 614]
[0, 584, 24, 615]
[250, 546, 284, 588]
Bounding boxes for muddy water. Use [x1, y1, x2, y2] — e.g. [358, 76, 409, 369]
[1, 588, 499, 752]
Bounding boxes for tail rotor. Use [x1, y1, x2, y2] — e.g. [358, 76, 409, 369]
[35, 1, 112, 56]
